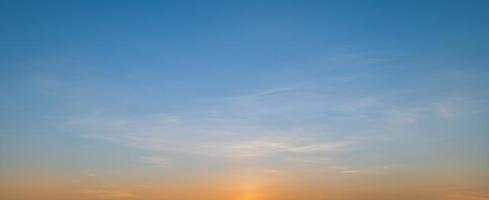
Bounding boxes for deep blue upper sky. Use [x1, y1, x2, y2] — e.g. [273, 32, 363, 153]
[2, 0, 488, 107]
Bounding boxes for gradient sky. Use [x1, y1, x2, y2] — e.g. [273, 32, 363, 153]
[1, 1, 489, 200]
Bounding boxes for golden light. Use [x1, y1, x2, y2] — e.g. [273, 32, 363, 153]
[235, 192, 261, 200]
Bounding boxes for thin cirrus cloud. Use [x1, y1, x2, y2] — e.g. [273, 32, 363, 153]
[82, 189, 136, 199]
[47, 50, 487, 173]
[437, 192, 489, 200]
[77, 118, 350, 159]
[142, 156, 169, 168]
[64, 70, 486, 171]
[66, 85, 365, 167]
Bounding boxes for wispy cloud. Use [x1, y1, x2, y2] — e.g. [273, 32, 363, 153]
[63, 66, 488, 172]
[142, 156, 170, 168]
[83, 189, 136, 199]
[220, 139, 347, 157]
[437, 192, 489, 200]
[254, 87, 298, 97]
[285, 142, 347, 153]
[339, 164, 404, 175]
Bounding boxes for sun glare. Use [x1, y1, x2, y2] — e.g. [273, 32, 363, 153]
[236, 192, 261, 200]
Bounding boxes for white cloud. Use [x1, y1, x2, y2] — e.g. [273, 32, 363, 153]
[223, 139, 347, 157]
[83, 189, 136, 199]
[341, 170, 363, 174]
[66, 73, 486, 171]
[285, 143, 346, 153]
[437, 192, 489, 200]
[142, 156, 169, 168]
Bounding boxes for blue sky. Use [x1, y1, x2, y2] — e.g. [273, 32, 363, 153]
[1, 1, 489, 200]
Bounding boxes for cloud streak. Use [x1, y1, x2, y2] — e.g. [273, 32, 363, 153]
[83, 189, 136, 199]
[64, 68, 488, 172]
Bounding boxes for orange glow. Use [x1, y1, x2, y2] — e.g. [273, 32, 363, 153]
[236, 192, 262, 200]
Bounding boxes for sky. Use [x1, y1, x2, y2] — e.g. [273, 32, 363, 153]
[1, 0, 489, 200]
